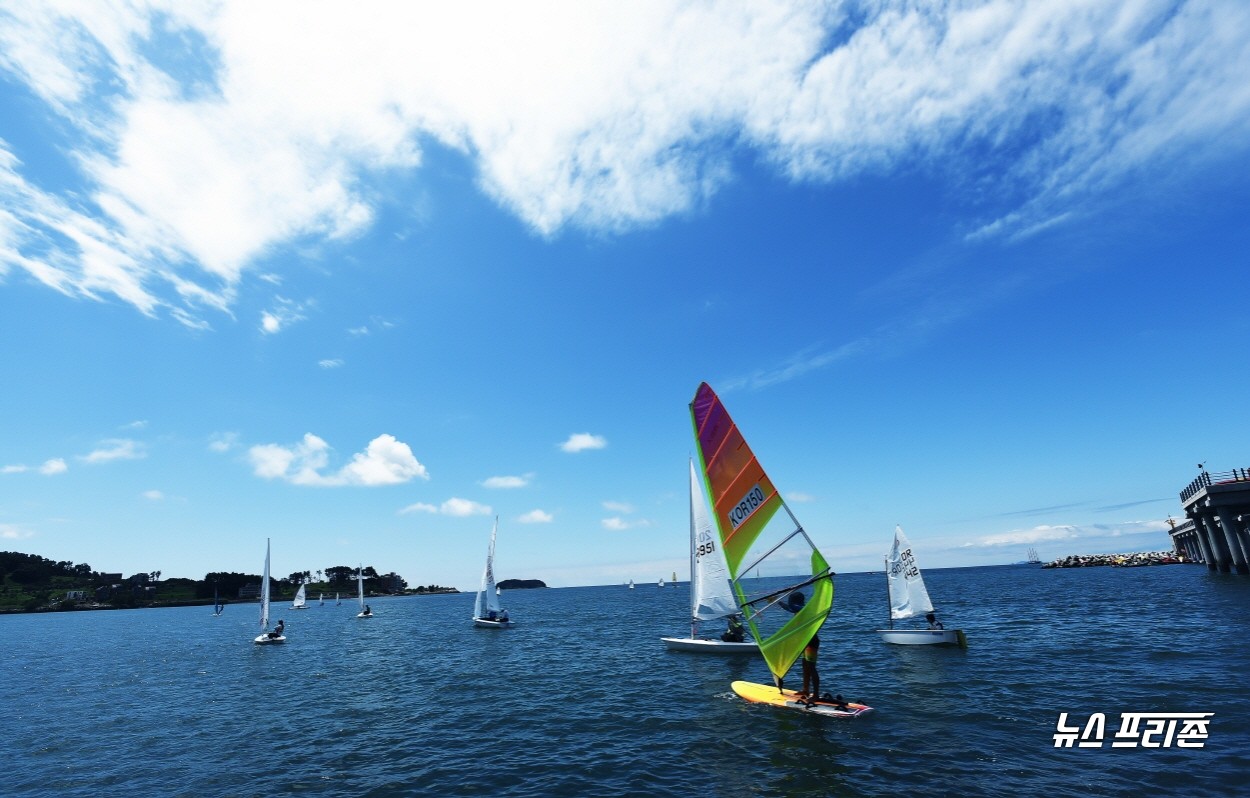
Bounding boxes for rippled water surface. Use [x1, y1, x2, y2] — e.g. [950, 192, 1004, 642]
[3, 565, 1247, 797]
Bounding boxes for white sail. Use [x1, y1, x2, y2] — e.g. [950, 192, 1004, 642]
[292, 583, 307, 609]
[886, 526, 934, 620]
[258, 539, 272, 632]
[689, 458, 737, 624]
[356, 567, 369, 615]
[474, 517, 504, 620]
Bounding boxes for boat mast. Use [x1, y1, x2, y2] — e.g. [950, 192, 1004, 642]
[884, 555, 893, 630]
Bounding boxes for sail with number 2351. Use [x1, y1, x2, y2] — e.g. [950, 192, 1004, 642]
[690, 382, 834, 690]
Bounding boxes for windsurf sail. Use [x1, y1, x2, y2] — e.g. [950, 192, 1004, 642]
[473, 517, 504, 620]
[690, 382, 833, 687]
[885, 525, 934, 622]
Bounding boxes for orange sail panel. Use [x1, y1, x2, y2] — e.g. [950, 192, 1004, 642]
[690, 382, 783, 578]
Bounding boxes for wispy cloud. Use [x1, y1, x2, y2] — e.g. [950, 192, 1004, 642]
[40, 458, 68, 475]
[518, 509, 553, 523]
[483, 474, 533, 489]
[602, 500, 634, 514]
[560, 433, 606, 453]
[208, 432, 239, 453]
[260, 297, 311, 334]
[318, 358, 344, 369]
[400, 498, 492, 516]
[248, 433, 429, 486]
[5, 4, 1240, 323]
[142, 490, 164, 501]
[0, 523, 33, 540]
[79, 439, 145, 464]
[602, 516, 652, 531]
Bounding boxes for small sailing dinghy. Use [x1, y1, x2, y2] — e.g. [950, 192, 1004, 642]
[319, 592, 324, 607]
[291, 582, 308, 610]
[473, 517, 514, 628]
[254, 538, 286, 645]
[212, 582, 224, 616]
[690, 383, 871, 717]
[876, 526, 965, 646]
[628, 579, 634, 590]
[661, 459, 758, 653]
[355, 567, 372, 618]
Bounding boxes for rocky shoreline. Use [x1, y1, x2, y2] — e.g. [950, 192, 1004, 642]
[1041, 550, 1184, 569]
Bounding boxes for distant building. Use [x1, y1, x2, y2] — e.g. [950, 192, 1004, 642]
[65, 590, 86, 601]
[238, 583, 261, 599]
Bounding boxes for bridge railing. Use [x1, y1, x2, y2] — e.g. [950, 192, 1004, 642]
[1181, 468, 1250, 501]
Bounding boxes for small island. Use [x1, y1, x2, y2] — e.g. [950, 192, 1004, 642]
[498, 578, 546, 589]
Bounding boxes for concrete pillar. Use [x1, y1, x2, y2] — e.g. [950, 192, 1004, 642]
[1198, 514, 1231, 572]
[1217, 515, 1250, 574]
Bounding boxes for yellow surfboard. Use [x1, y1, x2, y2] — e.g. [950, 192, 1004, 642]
[731, 680, 873, 718]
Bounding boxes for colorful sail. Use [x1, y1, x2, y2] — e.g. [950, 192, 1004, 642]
[690, 382, 834, 685]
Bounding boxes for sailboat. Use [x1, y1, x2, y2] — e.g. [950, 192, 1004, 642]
[1027, 547, 1042, 565]
[473, 516, 514, 628]
[212, 581, 224, 616]
[291, 582, 308, 610]
[254, 538, 286, 644]
[670, 571, 678, 587]
[690, 382, 871, 717]
[876, 526, 965, 646]
[658, 576, 665, 588]
[355, 567, 372, 618]
[319, 592, 324, 607]
[628, 579, 634, 590]
[335, 592, 341, 606]
[661, 458, 759, 653]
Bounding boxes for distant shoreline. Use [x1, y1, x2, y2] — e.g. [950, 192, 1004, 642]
[0, 588, 461, 616]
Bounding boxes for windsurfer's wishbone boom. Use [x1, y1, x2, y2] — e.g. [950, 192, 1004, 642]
[690, 382, 835, 688]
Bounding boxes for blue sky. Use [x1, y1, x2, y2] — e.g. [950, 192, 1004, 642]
[2, 2, 1249, 589]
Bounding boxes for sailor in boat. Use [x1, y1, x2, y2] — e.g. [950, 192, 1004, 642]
[268, 619, 285, 639]
[721, 614, 745, 642]
[362, 605, 372, 617]
[926, 612, 944, 630]
[500, 609, 509, 623]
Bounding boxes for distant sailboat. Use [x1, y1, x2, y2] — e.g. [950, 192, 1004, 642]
[658, 576, 665, 588]
[319, 592, 324, 607]
[671, 571, 678, 587]
[661, 459, 758, 653]
[628, 579, 635, 590]
[356, 567, 372, 618]
[335, 592, 341, 606]
[254, 538, 286, 645]
[291, 582, 308, 610]
[876, 526, 965, 646]
[1027, 547, 1042, 565]
[473, 517, 514, 628]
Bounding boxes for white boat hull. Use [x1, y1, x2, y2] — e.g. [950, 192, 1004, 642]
[356, 612, 372, 618]
[254, 634, 286, 645]
[877, 628, 965, 646]
[473, 617, 514, 628]
[660, 636, 759, 653]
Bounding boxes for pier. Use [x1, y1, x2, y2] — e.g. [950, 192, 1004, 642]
[1174, 468, 1250, 574]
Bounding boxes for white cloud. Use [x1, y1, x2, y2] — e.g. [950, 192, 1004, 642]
[399, 502, 438, 515]
[318, 358, 344, 369]
[602, 516, 651, 531]
[1, 465, 26, 474]
[0, 3, 1246, 321]
[1, 523, 33, 540]
[602, 500, 634, 514]
[440, 497, 492, 517]
[40, 458, 68, 475]
[560, 433, 606, 453]
[142, 490, 163, 500]
[260, 297, 310, 334]
[248, 433, 428, 486]
[518, 509, 553, 524]
[398, 498, 492, 516]
[483, 474, 532, 489]
[208, 432, 238, 453]
[80, 439, 145, 464]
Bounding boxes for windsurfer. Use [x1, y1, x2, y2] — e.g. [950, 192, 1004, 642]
[799, 633, 820, 702]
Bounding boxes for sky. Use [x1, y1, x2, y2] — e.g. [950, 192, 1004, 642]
[2, 1, 1249, 590]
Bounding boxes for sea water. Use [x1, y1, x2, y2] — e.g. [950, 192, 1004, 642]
[2, 564, 1247, 797]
